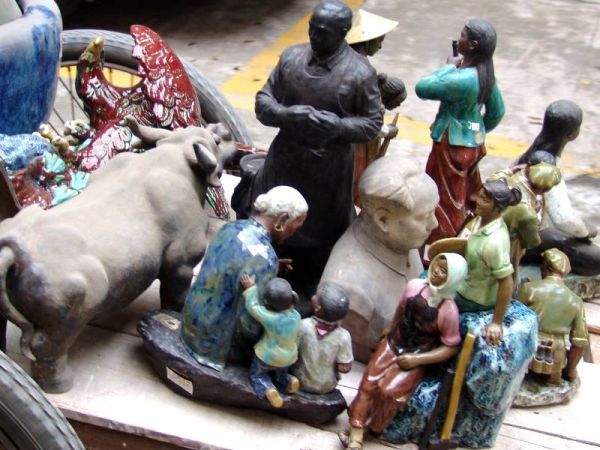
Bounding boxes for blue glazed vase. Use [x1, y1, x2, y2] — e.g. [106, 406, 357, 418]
[0, 0, 62, 135]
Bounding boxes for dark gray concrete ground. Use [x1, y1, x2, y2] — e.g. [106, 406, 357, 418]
[62, 0, 600, 228]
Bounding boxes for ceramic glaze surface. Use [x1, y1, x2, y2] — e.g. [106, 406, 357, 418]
[181, 219, 279, 371]
[0, 0, 62, 134]
[382, 300, 537, 448]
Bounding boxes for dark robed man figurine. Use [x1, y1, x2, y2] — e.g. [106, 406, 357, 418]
[233, 0, 383, 303]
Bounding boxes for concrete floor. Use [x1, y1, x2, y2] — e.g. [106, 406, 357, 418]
[63, 0, 600, 225]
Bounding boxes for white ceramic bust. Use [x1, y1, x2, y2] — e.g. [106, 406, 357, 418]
[319, 155, 439, 362]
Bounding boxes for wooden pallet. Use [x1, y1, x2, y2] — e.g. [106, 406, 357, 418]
[5, 284, 600, 450]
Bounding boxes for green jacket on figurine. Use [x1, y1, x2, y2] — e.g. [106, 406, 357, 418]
[416, 64, 504, 147]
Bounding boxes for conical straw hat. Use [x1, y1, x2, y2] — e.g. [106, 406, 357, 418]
[346, 10, 398, 45]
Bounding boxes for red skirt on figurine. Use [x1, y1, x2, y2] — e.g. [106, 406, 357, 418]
[348, 339, 425, 433]
[425, 131, 486, 244]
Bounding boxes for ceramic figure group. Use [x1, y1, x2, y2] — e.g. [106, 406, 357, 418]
[0, 1, 595, 448]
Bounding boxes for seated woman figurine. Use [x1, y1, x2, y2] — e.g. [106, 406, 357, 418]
[430, 179, 521, 345]
[517, 100, 599, 276]
[339, 253, 467, 450]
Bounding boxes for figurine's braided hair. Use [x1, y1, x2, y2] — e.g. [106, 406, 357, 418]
[464, 19, 497, 104]
[482, 179, 521, 211]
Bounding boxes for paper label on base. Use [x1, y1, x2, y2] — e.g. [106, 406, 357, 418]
[166, 367, 194, 395]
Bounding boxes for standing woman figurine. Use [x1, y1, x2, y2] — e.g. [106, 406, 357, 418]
[416, 19, 505, 244]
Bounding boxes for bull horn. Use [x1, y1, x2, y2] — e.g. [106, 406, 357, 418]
[193, 143, 218, 174]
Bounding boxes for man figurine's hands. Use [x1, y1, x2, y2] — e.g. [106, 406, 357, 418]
[240, 273, 256, 290]
[278, 258, 294, 274]
[285, 105, 316, 122]
[307, 110, 341, 136]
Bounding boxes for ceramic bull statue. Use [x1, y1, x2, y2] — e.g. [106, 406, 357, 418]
[0, 117, 233, 393]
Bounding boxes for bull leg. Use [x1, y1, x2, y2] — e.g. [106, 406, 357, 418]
[28, 325, 83, 393]
[31, 354, 73, 393]
[159, 264, 194, 311]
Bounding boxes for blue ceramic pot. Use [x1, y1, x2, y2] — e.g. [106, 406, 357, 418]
[0, 0, 62, 135]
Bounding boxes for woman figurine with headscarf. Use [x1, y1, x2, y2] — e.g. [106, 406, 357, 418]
[339, 252, 467, 450]
[416, 19, 505, 244]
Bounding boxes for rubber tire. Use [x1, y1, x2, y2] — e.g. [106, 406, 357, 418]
[0, 352, 84, 450]
[61, 28, 253, 145]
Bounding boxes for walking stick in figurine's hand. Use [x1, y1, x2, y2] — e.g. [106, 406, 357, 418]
[428, 331, 476, 450]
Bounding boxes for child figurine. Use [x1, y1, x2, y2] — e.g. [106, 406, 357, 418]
[240, 273, 301, 408]
[291, 282, 353, 395]
[517, 248, 588, 386]
[340, 253, 467, 450]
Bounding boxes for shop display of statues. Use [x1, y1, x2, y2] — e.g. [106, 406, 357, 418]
[0, 120, 232, 392]
[231, 0, 383, 303]
[0, 1, 597, 446]
[514, 248, 588, 407]
[417, 19, 505, 244]
[320, 155, 439, 363]
[340, 253, 467, 450]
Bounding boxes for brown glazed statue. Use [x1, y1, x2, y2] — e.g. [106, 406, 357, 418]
[0, 118, 233, 393]
[320, 155, 439, 363]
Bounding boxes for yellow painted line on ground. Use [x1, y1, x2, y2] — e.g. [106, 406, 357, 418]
[220, 0, 364, 110]
[217, 0, 535, 164]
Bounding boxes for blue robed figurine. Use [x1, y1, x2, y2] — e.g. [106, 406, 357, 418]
[181, 186, 308, 371]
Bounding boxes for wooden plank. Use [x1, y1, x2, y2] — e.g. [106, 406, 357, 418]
[504, 363, 600, 446]
[69, 420, 192, 450]
[496, 425, 599, 449]
[7, 316, 600, 449]
[584, 302, 600, 335]
[6, 324, 395, 450]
